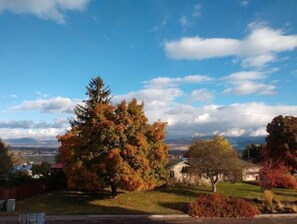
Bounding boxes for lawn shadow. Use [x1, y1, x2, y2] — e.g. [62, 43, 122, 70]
[16, 189, 152, 215]
[155, 185, 210, 198]
[236, 188, 262, 194]
[60, 189, 120, 200]
[159, 202, 189, 213]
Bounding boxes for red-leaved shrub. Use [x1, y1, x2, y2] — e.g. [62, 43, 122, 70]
[188, 193, 260, 218]
[260, 160, 297, 190]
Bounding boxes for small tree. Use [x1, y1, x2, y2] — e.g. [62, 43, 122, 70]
[0, 138, 13, 184]
[187, 136, 241, 192]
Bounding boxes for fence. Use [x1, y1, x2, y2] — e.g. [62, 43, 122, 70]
[0, 178, 65, 201]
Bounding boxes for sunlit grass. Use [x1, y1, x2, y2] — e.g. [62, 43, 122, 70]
[1, 182, 296, 215]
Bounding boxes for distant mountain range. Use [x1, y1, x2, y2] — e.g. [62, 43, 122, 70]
[165, 136, 265, 151]
[6, 138, 59, 148]
[6, 136, 265, 152]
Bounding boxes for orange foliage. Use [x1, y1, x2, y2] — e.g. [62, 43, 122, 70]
[57, 97, 168, 194]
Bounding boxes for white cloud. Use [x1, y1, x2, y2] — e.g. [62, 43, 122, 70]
[11, 96, 81, 113]
[112, 76, 297, 139]
[0, 0, 90, 24]
[144, 75, 213, 88]
[190, 89, 214, 103]
[218, 128, 246, 137]
[165, 24, 297, 68]
[0, 118, 69, 129]
[192, 4, 201, 17]
[4, 101, 297, 141]
[179, 16, 192, 27]
[249, 126, 267, 136]
[164, 102, 297, 138]
[150, 17, 168, 32]
[36, 91, 49, 98]
[1, 94, 17, 99]
[165, 37, 240, 60]
[241, 0, 250, 7]
[222, 71, 276, 95]
[224, 82, 276, 95]
[222, 71, 265, 81]
[241, 54, 275, 68]
[0, 128, 63, 140]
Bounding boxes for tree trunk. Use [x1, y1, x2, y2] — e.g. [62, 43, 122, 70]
[111, 183, 117, 198]
[210, 176, 218, 193]
[212, 182, 217, 193]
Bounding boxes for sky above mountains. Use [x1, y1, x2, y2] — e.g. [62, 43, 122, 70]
[0, 0, 297, 146]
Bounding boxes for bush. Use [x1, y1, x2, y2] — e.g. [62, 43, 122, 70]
[260, 161, 297, 190]
[263, 190, 274, 210]
[188, 193, 260, 218]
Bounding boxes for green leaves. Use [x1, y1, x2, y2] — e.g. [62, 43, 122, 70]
[187, 136, 242, 192]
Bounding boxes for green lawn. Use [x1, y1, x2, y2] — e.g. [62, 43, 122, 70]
[2, 182, 297, 215]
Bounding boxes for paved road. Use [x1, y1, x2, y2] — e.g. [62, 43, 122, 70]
[1, 214, 297, 224]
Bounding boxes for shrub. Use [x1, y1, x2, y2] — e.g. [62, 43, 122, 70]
[188, 193, 260, 218]
[263, 190, 274, 210]
[260, 160, 297, 190]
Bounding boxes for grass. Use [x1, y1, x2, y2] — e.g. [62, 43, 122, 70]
[2, 182, 297, 215]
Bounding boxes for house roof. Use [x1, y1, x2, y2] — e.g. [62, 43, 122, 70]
[165, 158, 184, 169]
[50, 162, 64, 169]
[240, 160, 260, 168]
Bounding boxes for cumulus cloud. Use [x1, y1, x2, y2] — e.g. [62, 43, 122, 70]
[165, 23, 297, 67]
[165, 102, 297, 138]
[241, 54, 276, 68]
[0, 0, 90, 24]
[0, 118, 69, 129]
[190, 89, 214, 103]
[0, 128, 63, 141]
[144, 75, 213, 88]
[221, 71, 276, 95]
[11, 96, 81, 114]
[112, 76, 297, 139]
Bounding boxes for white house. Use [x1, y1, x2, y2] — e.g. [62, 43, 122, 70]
[166, 158, 202, 185]
[166, 158, 260, 185]
[240, 161, 260, 182]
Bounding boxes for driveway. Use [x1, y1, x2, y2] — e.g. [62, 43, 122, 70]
[1, 214, 297, 224]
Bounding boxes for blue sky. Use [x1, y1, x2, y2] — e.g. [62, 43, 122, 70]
[0, 0, 297, 146]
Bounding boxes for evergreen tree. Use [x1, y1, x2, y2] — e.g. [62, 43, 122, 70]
[72, 77, 111, 125]
[58, 77, 168, 197]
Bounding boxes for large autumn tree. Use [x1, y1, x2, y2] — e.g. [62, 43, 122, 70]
[0, 138, 13, 184]
[265, 115, 297, 172]
[58, 77, 168, 197]
[186, 136, 241, 192]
